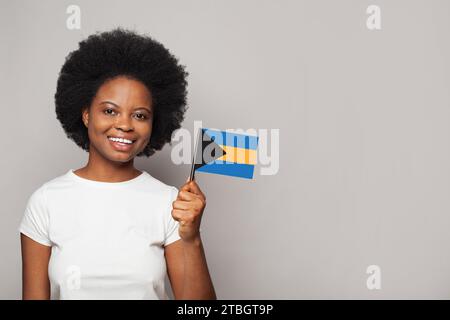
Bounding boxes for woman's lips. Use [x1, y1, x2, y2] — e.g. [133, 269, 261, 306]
[108, 137, 135, 152]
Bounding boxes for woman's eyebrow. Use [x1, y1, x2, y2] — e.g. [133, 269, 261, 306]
[99, 100, 152, 113]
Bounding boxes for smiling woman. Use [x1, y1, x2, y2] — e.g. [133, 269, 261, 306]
[18, 27, 216, 300]
[55, 27, 188, 159]
[80, 76, 154, 163]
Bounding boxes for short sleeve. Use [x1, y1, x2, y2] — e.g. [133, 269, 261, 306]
[18, 185, 52, 247]
[163, 186, 181, 247]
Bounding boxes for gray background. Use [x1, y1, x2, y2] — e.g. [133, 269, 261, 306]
[1, 0, 450, 299]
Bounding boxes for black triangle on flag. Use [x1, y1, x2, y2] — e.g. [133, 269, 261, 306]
[189, 128, 227, 180]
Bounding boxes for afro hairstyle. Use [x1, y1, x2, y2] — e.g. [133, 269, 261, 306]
[55, 27, 189, 157]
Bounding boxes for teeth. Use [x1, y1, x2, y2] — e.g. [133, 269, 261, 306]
[108, 137, 133, 144]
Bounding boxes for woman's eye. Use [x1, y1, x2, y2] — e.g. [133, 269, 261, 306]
[135, 114, 147, 120]
[103, 109, 148, 120]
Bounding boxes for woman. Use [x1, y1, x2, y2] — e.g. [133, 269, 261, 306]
[19, 27, 216, 300]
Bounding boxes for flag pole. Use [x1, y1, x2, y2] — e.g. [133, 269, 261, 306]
[189, 128, 200, 181]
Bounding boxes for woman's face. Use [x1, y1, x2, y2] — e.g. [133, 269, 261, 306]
[82, 76, 153, 163]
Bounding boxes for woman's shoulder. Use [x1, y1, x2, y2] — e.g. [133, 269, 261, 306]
[26, 169, 77, 201]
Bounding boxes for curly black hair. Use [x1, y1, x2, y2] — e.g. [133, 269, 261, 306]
[55, 27, 189, 157]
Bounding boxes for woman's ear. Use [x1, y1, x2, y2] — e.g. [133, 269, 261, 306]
[82, 107, 89, 128]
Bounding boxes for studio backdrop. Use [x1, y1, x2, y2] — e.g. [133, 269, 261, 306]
[2, 0, 450, 299]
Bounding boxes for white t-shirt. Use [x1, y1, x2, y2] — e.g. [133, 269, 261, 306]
[18, 169, 181, 300]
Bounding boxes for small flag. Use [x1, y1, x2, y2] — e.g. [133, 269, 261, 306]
[189, 128, 258, 180]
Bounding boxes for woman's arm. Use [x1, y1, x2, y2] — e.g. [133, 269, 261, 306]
[165, 179, 216, 299]
[165, 237, 216, 299]
[20, 233, 52, 299]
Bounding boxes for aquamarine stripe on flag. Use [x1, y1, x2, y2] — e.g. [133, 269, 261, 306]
[196, 161, 256, 179]
[202, 128, 258, 150]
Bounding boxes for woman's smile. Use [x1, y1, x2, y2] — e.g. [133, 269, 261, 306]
[107, 135, 137, 152]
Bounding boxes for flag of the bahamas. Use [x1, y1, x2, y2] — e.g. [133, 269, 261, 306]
[191, 128, 259, 179]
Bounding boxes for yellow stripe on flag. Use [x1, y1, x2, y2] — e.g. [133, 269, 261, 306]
[216, 145, 257, 165]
